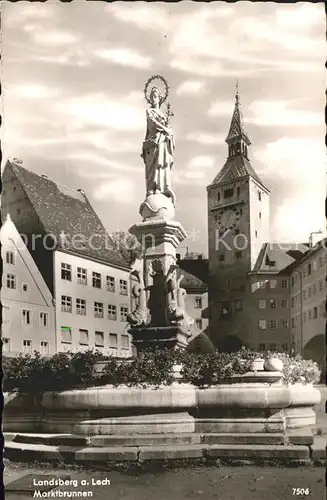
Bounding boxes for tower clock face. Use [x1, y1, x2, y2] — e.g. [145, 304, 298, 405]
[220, 209, 237, 230]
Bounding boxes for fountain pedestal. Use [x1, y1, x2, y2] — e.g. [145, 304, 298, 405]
[127, 194, 193, 353]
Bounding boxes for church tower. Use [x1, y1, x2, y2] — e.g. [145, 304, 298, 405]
[207, 86, 270, 350]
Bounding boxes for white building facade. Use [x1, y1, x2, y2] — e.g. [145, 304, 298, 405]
[1, 215, 55, 356]
[54, 250, 132, 357]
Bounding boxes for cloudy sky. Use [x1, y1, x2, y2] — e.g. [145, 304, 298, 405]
[2, 1, 326, 255]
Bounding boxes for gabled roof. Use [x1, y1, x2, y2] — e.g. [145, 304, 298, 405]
[3, 159, 130, 270]
[252, 242, 310, 274]
[210, 154, 264, 187]
[177, 256, 209, 288]
[225, 93, 251, 146]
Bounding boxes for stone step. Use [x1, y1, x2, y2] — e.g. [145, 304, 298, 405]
[5, 431, 315, 448]
[4, 439, 312, 463]
[203, 433, 286, 445]
[311, 435, 327, 460]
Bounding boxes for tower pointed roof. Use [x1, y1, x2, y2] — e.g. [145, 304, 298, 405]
[225, 83, 251, 146]
[208, 85, 268, 190]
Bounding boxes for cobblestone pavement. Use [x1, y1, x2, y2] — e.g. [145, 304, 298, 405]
[3, 463, 326, 500]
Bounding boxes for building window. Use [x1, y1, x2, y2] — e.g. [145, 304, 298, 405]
[235, 300, 242, 311]
[77, 267, 87, 285]
[6, 251, 15, 264]
[255, 230, 258, 237]
[22, 283, 29, 292]
[108, 305, 117, 320]
[307, 263, 312, 276]
[257, 281, 266, 289]
[307, 287, 311, 298]
[270, 300, 277, 309]
[79, 329, 89, 346]
[3, 306, 10, 323]
[235, 251, 242, 259]
[258, 320, 266, 330]
[308, 309, 312, 320]
[318, 256, 323, 267]
[22, 309, 31, 325]
[270, 343, 276, 352]
[195, 318, 202, 329]
[279, 319, 288, 329]
[217, 192, 221, 202]
[237, 187, 240, 197]
[2, 338, 10, 352]
[106, 276, 115, 292]
[92, 272, 101, 289]
[23, 339, 32, 353]
[61, 263, 72, 281]
[291, 297, 295, 308]
[259, 212, 262, 219]
[40, 312, 49, 327]
[224, 188, 234, 199]
[95, 331, 104, 348]
[268, 320, 277, 330]
[319, 279, 323, 292]
[312, 283, 317, 295]
[281, 300, 288, 308]
[76, 298, 86, 315]
[221, 302, 231, 316]
[258, 191, 261, 201]
[291, 276, 295, 288]
[303, 312, 306, 322]
[281, 279, 288, 289]
[120, 305, 128, 321]
[269, 280, 277, 289]
[303, 289, 307, 300]
[119, 279, 128, 295]
[281, 343, 288, 352]
[259, 343, 266, 352]
[6, 274, 16, 289]
[195, 297, 202, 309]
[40, 341, 49, 355]
[109, 333, 118, 349]
[61, 295, 72, 313]
[94, 302, 104, 318]
[258, 299, 266, 309]
[219, 253, 225, 262]
[313, 306, 318, 319]
[61, 326, 72, 344]
[121, 334, 130, 350]
[291, 317, 295, 328]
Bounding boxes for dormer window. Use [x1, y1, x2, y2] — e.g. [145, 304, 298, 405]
[217, 192, 220, 202]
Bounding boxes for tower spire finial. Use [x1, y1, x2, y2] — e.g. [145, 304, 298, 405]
[236, 80, 239, 104]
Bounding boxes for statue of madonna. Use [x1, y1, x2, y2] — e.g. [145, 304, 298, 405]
[141, 86, 176, 205]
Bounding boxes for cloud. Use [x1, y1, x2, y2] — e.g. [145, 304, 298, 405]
[188, 156, 214, 170]
[95, 48, 151, 69]
[208, 100, 236, 117]
[58, 93, 144, 131]
[176, 80, 206, 96]
[107, 2, 169, 32]
[254, 137, 326, 183]
[7, 84, 61, 100]
[275, 4, 323, 30]
[185, 132, 225, 145]
[249, 100, 322, 127]
[93, 178, 135, 203]
[184, 171, 205, 180]
[33, 30, 77, 46]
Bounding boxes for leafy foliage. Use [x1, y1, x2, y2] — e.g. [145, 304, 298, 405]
[2, 348, 321, 393]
